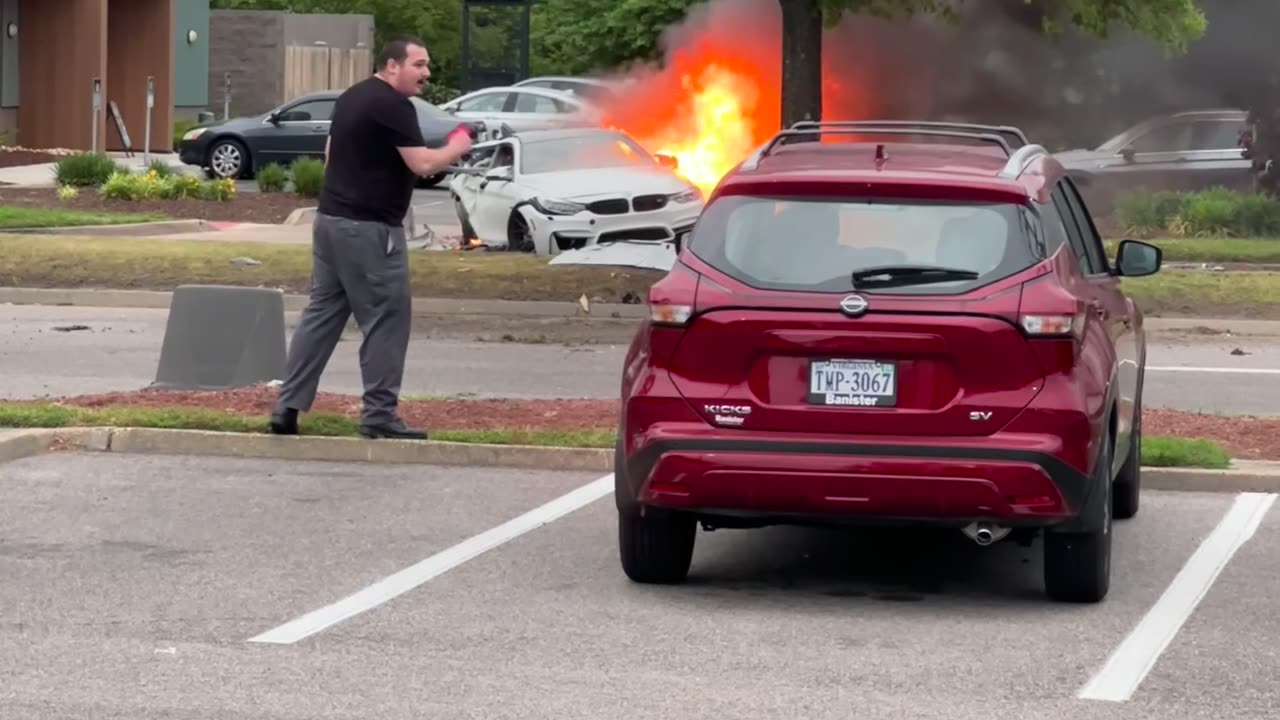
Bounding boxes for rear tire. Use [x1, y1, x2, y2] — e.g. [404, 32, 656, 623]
[619, 510, 696, 584]
[1044, 432, 1113, 603]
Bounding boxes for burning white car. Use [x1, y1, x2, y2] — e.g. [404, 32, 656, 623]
[448, 127, 704, 266]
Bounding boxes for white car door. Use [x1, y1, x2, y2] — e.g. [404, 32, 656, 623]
[452, 142, 500, 233]
[469, 140, 525, 243]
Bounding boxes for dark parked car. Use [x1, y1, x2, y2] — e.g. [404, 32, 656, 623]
[176, 90, 481, 187]
[615, 120, 1164, 603]
[1056, 108, 1252, 213]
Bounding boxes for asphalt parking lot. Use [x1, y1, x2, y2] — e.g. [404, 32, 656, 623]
[2, 451, 1277, 719]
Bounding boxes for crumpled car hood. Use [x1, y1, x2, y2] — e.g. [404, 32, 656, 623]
[546, 241, 678, 272]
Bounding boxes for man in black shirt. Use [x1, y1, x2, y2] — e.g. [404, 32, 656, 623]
[270, 35, 472, 440]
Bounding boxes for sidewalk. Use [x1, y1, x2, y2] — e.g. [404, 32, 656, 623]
[0, 151, 190, 187]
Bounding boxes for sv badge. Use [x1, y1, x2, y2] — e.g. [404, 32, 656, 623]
[969, 411, 993, 421]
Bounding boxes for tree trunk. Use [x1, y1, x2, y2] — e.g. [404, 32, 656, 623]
[779, 0, 822, 130]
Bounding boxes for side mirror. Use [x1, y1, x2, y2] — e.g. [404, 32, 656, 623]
[1120, 147, 1136, 162]
[267, 112, 281, 125]
[655, 153, 678, 170]
[1115, 239, 1162, 277]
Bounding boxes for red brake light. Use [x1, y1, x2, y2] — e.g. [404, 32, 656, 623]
[1019, 312, 1086, 340]
[647, 263, 700, 327]
[1017, 275, 1089, 376]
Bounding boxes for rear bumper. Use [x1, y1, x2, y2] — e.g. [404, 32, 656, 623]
[620, 437, 1093, 527]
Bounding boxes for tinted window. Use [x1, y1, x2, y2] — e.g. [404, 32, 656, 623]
[278, 99, 334, 122]
[514, 92, 569, 113]
[1129, 122, 1192, 153]
[689, 195, 1041, 295]
[519, 133, 656, 174]
[456, 92, 509, 112]
[1190, 120, 1245, 150]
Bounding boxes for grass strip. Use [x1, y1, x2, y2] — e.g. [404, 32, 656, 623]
[0, 402, 1237, 465]
[0, 206, 166, 228]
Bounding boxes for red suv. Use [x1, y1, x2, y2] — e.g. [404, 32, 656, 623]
[614, 121, 1163, 603]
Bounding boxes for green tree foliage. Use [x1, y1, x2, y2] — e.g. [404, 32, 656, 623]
[531, 0, 706, 76]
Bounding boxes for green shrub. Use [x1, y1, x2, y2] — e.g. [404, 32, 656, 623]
[1113, 187, 1280, 237]
[147, 159, 174, 177]
[291, 157, 325, 198]
[164, 174, 205, 199]
[98, 170, 233, 202]
[54, 152, 121, 187]
[256, 162, 288, 192]
[197, 177, 236, 202]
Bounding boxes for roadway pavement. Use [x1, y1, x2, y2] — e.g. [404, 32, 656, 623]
[3, 304, 1279, 414]
[1, 450, 1276, 718]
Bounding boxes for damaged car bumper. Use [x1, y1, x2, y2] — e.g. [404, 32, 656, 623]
[519, 201, 701, 258]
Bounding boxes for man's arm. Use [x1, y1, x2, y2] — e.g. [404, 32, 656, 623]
[396, 138, 471, 177]
[377, 98, 471, 176]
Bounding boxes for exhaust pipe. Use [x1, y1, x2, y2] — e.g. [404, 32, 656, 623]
[961, 521, 1010, 547]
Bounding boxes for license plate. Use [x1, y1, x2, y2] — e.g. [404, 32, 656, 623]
[808, 359, 897, 407]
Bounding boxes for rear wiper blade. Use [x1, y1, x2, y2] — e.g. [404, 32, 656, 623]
[850, 264, 980, 289]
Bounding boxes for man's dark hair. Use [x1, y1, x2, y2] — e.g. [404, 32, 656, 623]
[377, 35, 427, 68]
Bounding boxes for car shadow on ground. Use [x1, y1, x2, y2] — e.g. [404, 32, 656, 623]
[673, 525, 1062, 606]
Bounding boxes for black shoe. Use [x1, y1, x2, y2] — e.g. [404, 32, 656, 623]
[270, 408, 299, 435]
[359, 418, 427, 440]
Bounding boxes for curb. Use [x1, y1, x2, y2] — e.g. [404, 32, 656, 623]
[3, 426, 1280, 492]
[0, 286, 650, 318]
[283, 207, 316, 225]
[0, 427, 613, 472]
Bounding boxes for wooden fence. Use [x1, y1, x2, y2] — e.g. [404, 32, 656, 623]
[283, 46, 372, 99]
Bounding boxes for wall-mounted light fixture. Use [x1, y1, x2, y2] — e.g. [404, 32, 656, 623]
[186, 29, 198, 44]
[6, 22, 17, 39]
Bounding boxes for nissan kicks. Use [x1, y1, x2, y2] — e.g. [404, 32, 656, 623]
[614, 120, 1163, 603]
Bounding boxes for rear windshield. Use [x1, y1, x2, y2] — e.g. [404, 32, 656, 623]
[687, 195, 1042, 295]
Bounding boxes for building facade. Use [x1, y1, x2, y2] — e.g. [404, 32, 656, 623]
[0, 0, 210, 152]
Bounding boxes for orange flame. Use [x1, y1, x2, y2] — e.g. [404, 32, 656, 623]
[598, 44, 780, 197]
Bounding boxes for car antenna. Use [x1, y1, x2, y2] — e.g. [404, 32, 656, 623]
[874, 143, 888, 169]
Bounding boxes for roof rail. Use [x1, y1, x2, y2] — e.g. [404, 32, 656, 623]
[997, 143, 1050, 179]
[789, 120, 1030, 148]
[740, 126, 1014, 170]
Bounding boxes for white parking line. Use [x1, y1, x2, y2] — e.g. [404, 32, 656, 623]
[1077, 491, 1277, 703]
[247, 473, 614, 645]
[1148, 366, 1280, 375]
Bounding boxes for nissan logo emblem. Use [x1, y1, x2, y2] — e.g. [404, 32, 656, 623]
[839, 294, 869, 316]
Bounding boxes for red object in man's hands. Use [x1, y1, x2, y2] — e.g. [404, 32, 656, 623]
[446, 126, 470, 144]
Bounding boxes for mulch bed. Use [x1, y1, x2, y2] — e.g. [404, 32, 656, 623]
[0, 187, 314, 225]
[14, 386, 1280, 460]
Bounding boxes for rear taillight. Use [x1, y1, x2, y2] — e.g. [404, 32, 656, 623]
[642, 263, 701, 363]
[646, 263, 700, 327]
[1019, 311, 1086, 341]
[1017, 276, 1089, 376]
[650, 303, 693, 326]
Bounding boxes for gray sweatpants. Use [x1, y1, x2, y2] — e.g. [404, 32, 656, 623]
[275, 212, 411, 425]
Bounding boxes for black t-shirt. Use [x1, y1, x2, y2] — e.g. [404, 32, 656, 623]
[317, 76, 426, 226]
